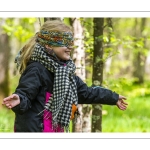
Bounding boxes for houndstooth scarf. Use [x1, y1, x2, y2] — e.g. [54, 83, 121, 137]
[31, 43, 78, 131]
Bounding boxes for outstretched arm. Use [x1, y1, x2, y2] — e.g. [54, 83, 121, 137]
[2, 64, 42, 114]
[75, 76, 128, 110]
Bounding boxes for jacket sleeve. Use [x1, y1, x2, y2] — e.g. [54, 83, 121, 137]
[75, 76, 119, 105]
[12, 65, 42, 114]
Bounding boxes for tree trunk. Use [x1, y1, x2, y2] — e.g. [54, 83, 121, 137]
[133, 18, 147, 84]
[70, 18, 91, 132]
[0, 33, 10, 99]
[82, 104, 92, 132]
[70, 18, 86, 132]
[92, 18, 104, 132]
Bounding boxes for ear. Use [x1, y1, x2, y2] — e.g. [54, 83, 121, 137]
[45, 45, 52, 49]
[45, 45, 49, 49]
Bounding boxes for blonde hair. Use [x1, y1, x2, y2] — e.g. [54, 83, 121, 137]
[19, 20, 73, 74]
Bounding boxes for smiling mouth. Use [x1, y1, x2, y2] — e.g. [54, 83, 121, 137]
[65, 51, 71, 55]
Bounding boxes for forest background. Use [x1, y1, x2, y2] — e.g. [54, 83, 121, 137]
[0, 17, 150, 132]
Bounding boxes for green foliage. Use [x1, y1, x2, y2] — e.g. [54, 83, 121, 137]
[13, 25, 34, 43]
[1, 77, 150, 132]
[102, 79, 150, 132]
[83, 18, 122, 64]
[0, 107, 15, 132]
[102, 95, 150, 132]
[2, 18, 37, 44]
[1, 17, 150, 133]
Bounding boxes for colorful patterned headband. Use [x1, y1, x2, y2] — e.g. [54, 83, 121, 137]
[37, 30, 74, 47]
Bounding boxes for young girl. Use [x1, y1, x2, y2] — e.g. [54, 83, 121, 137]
[2, 20, 128, 132]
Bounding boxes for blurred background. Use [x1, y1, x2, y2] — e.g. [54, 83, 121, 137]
[0, 17, 150, 132]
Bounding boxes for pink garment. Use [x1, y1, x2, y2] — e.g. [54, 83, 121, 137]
[43, 92, 64, 132]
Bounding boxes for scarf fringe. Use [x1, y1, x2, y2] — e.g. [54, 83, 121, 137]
[52, 120, 70, 132]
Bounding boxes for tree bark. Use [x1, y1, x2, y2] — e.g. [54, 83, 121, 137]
[0, 33, 10, 98]
[92, 18, 104, 132]
[70, 18, 86, 132]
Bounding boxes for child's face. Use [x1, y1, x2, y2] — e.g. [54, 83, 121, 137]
[52, 46, 73, 61]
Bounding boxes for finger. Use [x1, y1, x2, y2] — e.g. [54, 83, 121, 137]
[118, 104, 127, 110]
[8, 105, 12, 109]
[2, 102, 9, 107]
[119, 105, 126, 110]
[3, 94, 17, 103]
[119, 106, 127, 110]
[118, 106, 125, 110]
[120, 102, 127, 107]
[4, 104, 10, 109]
[6, 103, 11, 107]
[122, 105, 127, 109]
[119, 95, 127, 100]
[3, 97, 11, 102]
[121, 96, 127, 100]
[122, 101, 128, 105]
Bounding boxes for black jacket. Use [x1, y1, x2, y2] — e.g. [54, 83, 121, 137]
[12, 61, 119, 132]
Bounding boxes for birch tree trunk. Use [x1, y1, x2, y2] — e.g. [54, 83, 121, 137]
[92, 18, 104, 132]
[70, 18, 86, 132]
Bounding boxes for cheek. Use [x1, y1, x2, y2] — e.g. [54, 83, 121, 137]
[54, 50, 62, 57]
[62, 54, 70, 60]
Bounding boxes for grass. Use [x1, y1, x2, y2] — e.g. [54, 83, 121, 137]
[102, 96, 150, 132]
[0, 74, 19, 133]
[0, 107, 15, 132]
[1, 96, 150, 133]
[1, 75, 150, 132]
[102, 78, 150, 132]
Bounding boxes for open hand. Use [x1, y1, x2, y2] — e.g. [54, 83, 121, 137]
[2, 94, 20, 109]
[116, 95, 128, 111]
